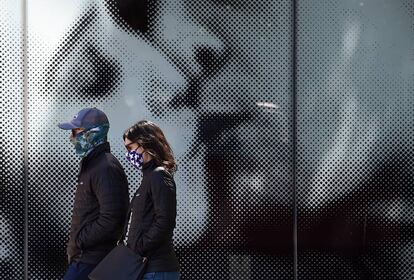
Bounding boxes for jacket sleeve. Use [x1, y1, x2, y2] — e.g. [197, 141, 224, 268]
[76, 164, 129, 249]
[136, 169, 177, 256]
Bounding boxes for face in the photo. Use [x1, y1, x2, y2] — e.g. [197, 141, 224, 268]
[143, 0, 295, 240]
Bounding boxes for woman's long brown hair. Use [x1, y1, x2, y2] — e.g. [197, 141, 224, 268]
[123, 120, 177, 173]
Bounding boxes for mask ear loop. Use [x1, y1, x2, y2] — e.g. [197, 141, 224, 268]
[145, 150, 156, 157]
[132, 139, 156, 159]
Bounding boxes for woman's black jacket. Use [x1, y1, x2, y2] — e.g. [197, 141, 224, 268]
[126, 159, 180, 272]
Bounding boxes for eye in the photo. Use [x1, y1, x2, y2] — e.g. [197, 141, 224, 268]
[105, 0, 157, 36]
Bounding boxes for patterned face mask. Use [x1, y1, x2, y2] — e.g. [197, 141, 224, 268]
[70, 124, 109, 158]
[125, 150, 144, 170]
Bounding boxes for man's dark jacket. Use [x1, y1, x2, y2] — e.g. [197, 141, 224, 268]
[67, 142, 129, 264]
[126, 159, 180, 272]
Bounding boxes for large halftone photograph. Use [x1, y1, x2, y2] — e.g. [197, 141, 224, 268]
[1, 0, 413, 279]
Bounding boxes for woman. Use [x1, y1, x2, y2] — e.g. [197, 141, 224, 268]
[123, 120, 180, 280]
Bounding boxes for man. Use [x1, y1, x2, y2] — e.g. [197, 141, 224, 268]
[58, 107, 129, 280]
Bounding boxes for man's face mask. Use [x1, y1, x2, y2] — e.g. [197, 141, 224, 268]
[70, 124, 109, 158]
[125, 149, 144, 170]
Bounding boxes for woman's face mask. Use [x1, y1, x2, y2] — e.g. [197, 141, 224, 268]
[125, 149, 144, 170]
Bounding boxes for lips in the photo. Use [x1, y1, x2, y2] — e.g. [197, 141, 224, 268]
[196, 111, 253, 145]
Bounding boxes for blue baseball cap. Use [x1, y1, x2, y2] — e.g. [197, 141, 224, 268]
[58, 107, 109, 130]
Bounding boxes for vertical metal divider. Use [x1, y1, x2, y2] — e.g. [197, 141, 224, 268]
[292, 0, 298, 279]
[22, 0, 29, 279]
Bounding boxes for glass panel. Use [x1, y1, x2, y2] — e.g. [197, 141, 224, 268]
[27, 0, 294, 279]
[297, 0, 414, 278]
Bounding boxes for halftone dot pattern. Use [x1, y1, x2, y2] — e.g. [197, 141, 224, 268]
[6, 0, 413, 279]
[296, 0, 414, 279]
[26, 0, 293, 279]
[0, 1, 25, 279]
[141, 0, 294, 279]
[27, 2, 127, 278]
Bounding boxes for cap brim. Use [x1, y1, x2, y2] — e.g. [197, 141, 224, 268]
[58, 122, 79, 130]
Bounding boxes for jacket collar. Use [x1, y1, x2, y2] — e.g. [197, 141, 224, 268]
[142, 159, 157, 176]
[81, 141, 110, 167]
